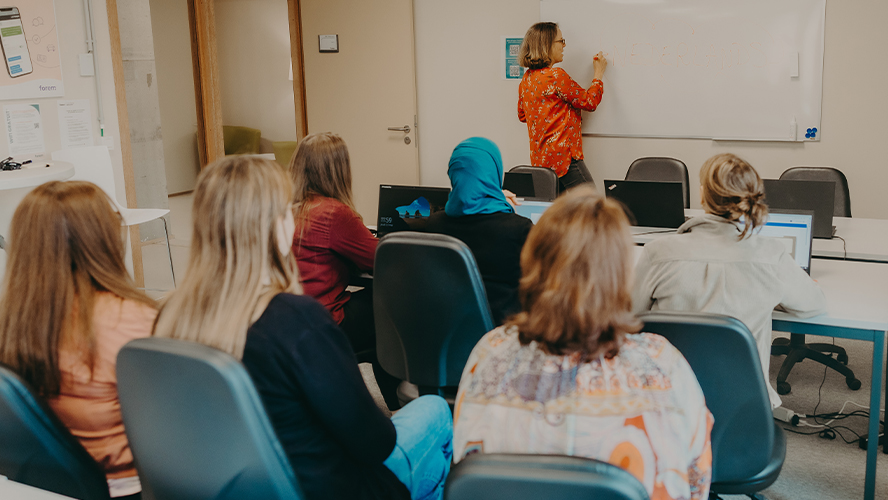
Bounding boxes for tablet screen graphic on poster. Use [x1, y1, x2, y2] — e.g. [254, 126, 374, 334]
[0, 0, 64, 100]
[538, 0, 826, 142]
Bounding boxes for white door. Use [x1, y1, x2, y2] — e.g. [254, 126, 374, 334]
[301, 0, 419, 222]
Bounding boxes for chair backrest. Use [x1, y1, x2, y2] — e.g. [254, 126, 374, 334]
[626, 157, 690, 208]
[445, 454, 649, 500]
[222, 125, 262, 156]
[779, 166, 851, 217]
[509, 165, 558, 201]
[116, 338, 302, 500]
[0, 365, 111, 500]
[637, 312, 775, 483]
[51, 146, 123, 209]
[374, 232, 495, 388]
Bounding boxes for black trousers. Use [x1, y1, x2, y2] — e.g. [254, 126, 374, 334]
[340, 286, 402, 410]
[558, 158, 595, 193]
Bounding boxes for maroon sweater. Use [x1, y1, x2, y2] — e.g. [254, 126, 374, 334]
[292, 197, 377, 324]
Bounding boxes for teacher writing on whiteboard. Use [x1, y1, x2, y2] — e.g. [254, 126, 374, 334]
[518, 22, 607, 192]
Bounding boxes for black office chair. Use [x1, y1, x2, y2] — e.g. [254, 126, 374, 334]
[374, 232, 495, 405]
[0, 364, 111, 500]
[509, 165, 559, 201]
[771, 166, 858, 395]
[779, 166, 851, 217]
[626, 157, 691, 208]
[638, 312, 785, 500]
[117, 338, 303, 500]
[445, 454, 649, 500]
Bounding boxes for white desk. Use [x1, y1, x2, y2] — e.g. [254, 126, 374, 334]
[0, 477, 76, 499]
[771, 260, 888, 500]
[0, 160, 76, 280]
[632, 210, 888, 264]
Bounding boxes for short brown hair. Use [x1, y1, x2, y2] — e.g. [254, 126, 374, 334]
[508, 186, 641, 359]
[700, 153, 768, 239]
[519, 22, 558, 70]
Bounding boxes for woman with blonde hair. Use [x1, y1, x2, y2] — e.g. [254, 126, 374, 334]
[0, 181, 157, 499]
[518, 22, 607, 191]
[154, 156, 452, 500]
[633, 153, 826, 409]
[453, 186, 712, 500]
[288, 132, 400, 410]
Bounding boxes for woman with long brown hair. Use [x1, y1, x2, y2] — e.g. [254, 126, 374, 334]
[0, 181, 157, 499]
[154, 156, 452, 500]
[633, 153, 826, 409]
[453, 186, 712, 500]
[288, 132, 400, 410]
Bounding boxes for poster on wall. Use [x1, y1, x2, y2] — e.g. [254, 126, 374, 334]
[0, 2, 63, 100]
[5, 103, 45, 155]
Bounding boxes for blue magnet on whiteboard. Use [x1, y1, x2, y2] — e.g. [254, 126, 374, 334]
[805, 127, 817, 139]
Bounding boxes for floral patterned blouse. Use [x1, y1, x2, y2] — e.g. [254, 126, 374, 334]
[453, 327, 713, 500]
[518, 67, 603, 177]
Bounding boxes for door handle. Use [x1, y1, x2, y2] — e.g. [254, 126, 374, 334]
[387, 125, 411, 133]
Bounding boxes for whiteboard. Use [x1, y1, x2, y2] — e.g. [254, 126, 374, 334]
[540, 0, 826, 141]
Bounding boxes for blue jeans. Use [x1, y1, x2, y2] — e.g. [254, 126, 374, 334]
[384, 395, 453, 500]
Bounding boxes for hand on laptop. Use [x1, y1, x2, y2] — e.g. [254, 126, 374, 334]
[503, 189, 522, 207]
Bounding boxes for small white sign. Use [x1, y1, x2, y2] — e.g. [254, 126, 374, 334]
[319, 34, 339, 53]
[4, 103, 44, 155]
[58, 99, 94, 149]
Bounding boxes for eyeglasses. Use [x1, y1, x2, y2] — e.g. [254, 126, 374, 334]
[554, 38, 566, 46]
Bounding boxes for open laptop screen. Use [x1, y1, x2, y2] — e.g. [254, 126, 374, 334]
[377, 185, 451, 237]
[513, 200, 553, 224]
[754, 210, 815, 274]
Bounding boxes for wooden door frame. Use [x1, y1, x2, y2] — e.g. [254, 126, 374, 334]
[188, 0, 309, 165]
[288, 0, 309, 138]
[106, 0, 143, 286]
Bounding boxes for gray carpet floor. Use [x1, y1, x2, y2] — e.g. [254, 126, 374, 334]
[361, 331, 887, 500]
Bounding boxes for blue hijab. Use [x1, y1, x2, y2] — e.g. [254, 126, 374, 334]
[444, 137, 514, 217]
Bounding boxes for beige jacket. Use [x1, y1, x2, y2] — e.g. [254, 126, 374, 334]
[632, 215, 827, 408]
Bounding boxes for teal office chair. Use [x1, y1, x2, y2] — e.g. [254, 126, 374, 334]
[638, 312, 785, 499]
[445, 454, 649, 500]
[117, 338, 303, 500]
[374, 232, 494, 406]
[0, 364, 111, 500]
[626, 157, 691, 208]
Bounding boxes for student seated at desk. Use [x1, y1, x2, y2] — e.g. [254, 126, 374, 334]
[288, 132, 400, 410]
[632, 153, 827, 409]
[424, 137, 533, 325]
[153, 157, 453, 500]
[0, 181, 157, 500]
[453, 187, 713, 500]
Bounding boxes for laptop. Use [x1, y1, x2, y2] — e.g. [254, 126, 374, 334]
[754, 209, 815, 274]
[513, 200, 553, 224]
[377, 185, 451, 237]
[502, 172, 536, 199]
[763, 179, 836, 239]
[604, 180, 686, 229]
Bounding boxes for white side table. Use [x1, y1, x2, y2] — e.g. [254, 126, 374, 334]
[0, 160, 75, 280]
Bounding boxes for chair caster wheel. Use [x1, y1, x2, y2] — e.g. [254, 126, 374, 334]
[847, 377, 862, 391]
[777, 382, 791, 395]
[838, 353, 849, 365]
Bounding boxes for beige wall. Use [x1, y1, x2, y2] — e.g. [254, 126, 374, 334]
[150, 0, 200, 194]
[414, 0, 888, 219]
[216, 0, 298, 142]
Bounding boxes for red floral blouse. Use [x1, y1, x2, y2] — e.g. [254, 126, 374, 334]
[518, 67, 603, 177]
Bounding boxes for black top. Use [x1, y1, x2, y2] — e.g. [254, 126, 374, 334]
[424, 212, 533, 325]
[241, 293, 409, 500]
